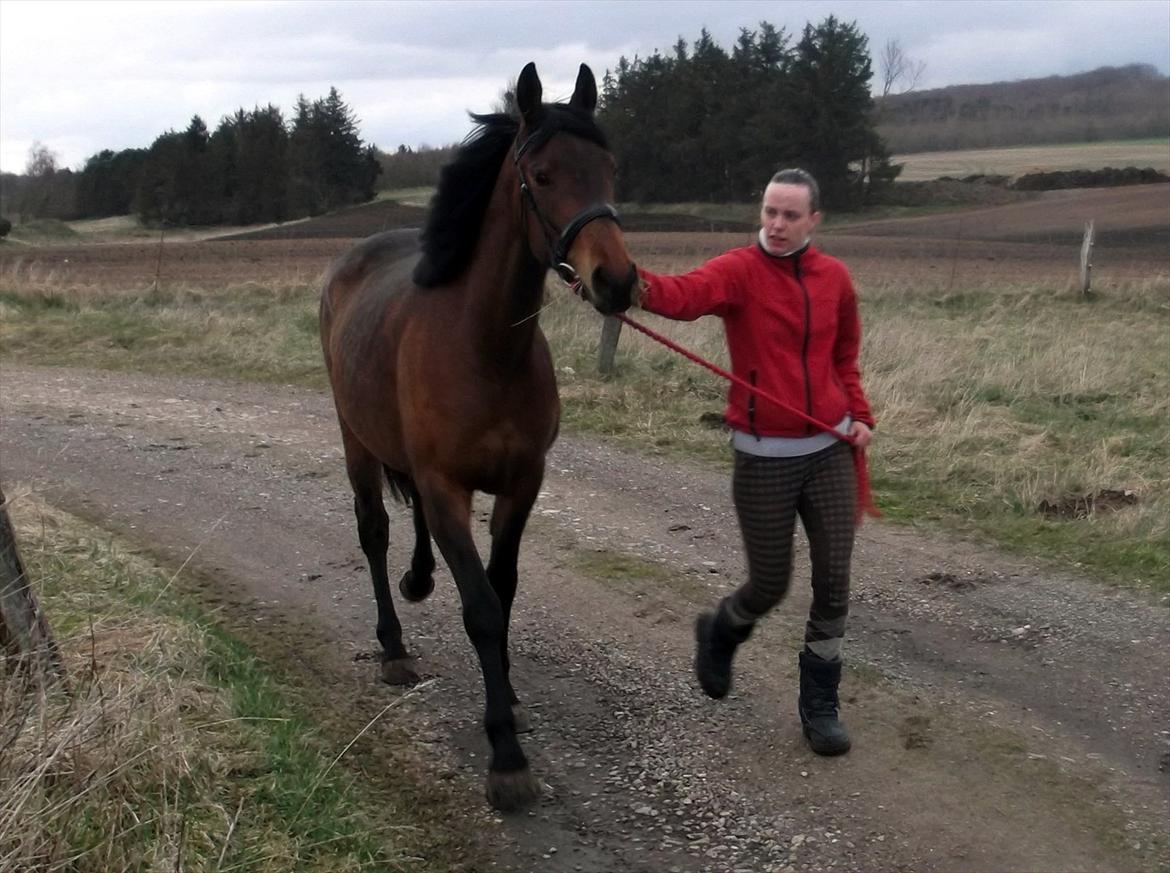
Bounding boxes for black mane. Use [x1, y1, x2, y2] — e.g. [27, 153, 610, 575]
[412, 104, 609, 288]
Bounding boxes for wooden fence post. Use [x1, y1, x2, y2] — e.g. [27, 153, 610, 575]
[597, 315, 623, 376]
[0, 483, 63, 683]
[1080, 219, 1095, 297]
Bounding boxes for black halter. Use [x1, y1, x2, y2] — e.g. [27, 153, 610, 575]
[514, 128, 621, 285]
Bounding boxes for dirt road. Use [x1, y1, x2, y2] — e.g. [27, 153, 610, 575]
[3, 363, 1167, 872]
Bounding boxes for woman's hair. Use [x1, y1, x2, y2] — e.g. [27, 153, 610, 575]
[769, 168, 820, 213]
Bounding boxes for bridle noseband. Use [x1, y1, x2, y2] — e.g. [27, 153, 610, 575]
[514, 129, 621, 285]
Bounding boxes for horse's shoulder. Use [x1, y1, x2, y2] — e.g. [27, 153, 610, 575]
[354, 228, 422, 263]
[328, 229, 420, 285]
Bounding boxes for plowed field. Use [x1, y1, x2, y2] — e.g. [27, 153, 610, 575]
[3, 185, 1166, 292]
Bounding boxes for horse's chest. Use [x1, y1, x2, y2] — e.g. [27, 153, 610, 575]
[462, 414, 554, 492]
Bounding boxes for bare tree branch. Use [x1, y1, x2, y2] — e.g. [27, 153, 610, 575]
[879, 39, 926, 100]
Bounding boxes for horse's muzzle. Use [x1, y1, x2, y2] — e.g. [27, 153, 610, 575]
[588, 263, 638, 316]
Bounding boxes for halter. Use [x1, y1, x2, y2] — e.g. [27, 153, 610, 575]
[514, 128, 621, 285]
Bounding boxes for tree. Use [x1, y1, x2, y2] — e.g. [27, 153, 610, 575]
[75, 148, 147, 217]
[878, 39, 926, 100]
[134, 117, 223, 226]
[287, 88, 379, 217]
[598, 18, 893, 208]
[173, 115, 220, 224]
[19, 142, 76, 221]
[25, 142, 58, 177]
[286, 94, 325, 215]
[318, 87, 380, 208]
[788, 16, 886, 208]
[213, 105, 290, 224]
[134, 131, 184, 224]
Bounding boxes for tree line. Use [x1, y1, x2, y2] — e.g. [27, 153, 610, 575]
[877, 64, 1170, 153]
[383, 16, 899, 211]
[594, 16, 897, 209]
[1, 17, 904, 223]
[13, 18, 1163, 227]
[1, 88, 380, 226]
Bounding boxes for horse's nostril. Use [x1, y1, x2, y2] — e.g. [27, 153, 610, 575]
[591, 263, 637, 314]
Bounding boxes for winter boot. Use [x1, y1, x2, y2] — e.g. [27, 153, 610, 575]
[798, 650, 852, 755]
[694, 599, 753, 699]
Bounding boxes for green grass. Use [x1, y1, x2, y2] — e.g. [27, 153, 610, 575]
[1, 497, 481, 872]
[4, 218, 80, 242]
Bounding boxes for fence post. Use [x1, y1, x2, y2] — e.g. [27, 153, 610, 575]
[597, 315, 623, 376]
[0, 483, 63, 683]
[1080, 219, 1095, 297]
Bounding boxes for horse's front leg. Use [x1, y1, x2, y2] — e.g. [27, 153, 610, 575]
[487, 472, 542, 734]
[417, 474, 539, 812]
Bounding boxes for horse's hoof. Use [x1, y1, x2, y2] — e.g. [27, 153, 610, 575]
[380, 657, 419, 686]
[512, 703, 534, 734]
[486, 767, 541, 812]
[399, 570, 434, 602]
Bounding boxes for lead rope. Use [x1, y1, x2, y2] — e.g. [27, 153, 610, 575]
[562, 276, 879, 523]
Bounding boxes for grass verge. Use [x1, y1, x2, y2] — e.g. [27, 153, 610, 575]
[1, 494, 485, 871]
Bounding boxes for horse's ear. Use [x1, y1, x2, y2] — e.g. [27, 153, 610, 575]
[516, 62, 542, 125]
[569, 64, 597, 114]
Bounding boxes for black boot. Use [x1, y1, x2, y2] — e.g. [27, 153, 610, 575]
[694, 599, 753, 699]
[798, 650, 851, 755]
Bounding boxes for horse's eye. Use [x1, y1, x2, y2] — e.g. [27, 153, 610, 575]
[534, 171, 551, 187]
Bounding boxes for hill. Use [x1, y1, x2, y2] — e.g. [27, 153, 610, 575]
[216, 200, 427, 241]
[877, 64, 1170, 153]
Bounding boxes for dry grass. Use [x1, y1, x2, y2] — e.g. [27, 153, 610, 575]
[0, 496, 418, 871]
[893, 139, 1170, 181]
[1, 500, 241, 871]
[1, 618, 239, 871]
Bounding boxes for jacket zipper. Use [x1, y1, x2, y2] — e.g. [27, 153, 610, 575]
[794, 256, 813, 435]
[748, 369, 758, 438]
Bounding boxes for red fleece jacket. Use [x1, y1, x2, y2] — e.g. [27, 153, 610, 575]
[639, 243, 874, 437]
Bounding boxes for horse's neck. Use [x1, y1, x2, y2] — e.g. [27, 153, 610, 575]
[458, 163, 547, 367]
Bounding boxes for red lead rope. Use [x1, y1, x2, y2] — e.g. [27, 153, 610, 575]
[611, 310, 879, 524]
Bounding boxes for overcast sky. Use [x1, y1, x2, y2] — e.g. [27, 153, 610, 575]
[2, 0, 1168, 173]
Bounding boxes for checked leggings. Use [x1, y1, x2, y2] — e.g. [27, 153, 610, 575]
[723, 440, 857, 662]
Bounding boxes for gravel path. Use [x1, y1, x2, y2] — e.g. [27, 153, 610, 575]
[3, 363, 1167, 872]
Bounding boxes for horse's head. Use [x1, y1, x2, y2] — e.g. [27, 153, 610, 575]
[512, 62, 637, 317]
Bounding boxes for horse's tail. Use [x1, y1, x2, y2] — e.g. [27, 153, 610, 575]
[382, 466, 413, 506]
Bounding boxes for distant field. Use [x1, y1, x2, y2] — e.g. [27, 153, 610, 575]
[894, 139, 1170, 181]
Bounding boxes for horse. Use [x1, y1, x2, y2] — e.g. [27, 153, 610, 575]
[319, 62, 637, 811]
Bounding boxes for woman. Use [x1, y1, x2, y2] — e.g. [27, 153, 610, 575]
[637, 168, 874, 755]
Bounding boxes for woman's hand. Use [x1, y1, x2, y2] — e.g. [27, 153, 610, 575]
[849, 421, 873, 448]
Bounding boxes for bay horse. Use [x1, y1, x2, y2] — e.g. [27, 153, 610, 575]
[319, 62, 637, 811]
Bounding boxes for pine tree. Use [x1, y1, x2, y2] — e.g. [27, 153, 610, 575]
[787, 16, 879, 208]
[597, 17, 894, 209]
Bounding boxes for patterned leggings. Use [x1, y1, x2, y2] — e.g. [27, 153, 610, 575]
[724, 440, 857, 661]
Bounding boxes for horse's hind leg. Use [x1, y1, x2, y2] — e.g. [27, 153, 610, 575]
[487, 477, 541, 733]
[392, 471, 436, 603]
[341, 429, 417, 686]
